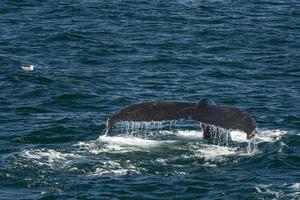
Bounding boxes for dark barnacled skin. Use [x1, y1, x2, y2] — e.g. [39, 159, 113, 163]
[106, 98, 256, 139]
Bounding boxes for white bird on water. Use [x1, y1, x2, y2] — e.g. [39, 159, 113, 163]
[21, 65, 35, 71]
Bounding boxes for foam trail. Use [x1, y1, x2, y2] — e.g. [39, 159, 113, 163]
[97, 135, 170, 147]
[175, 130, 203, 139]
[255, 129, 287, 143]
[90, 160, 142, 176]
[20, 149, 82, 169]
[194, 144, 238, 162]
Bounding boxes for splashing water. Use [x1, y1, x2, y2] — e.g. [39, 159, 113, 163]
[107, 120, 180, 138]
[200, 123, 232, 146]
[103, 120, 259, 154]
[246, 138, 258, 154]
[200, 123, 259, 154]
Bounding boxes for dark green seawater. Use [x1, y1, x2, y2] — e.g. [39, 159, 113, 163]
[1, 0, 300, 199]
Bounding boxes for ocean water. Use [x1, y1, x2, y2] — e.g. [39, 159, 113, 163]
[0, 0, 300, 199]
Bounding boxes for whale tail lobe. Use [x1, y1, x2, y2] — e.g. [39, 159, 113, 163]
[106, 98, 256, 139]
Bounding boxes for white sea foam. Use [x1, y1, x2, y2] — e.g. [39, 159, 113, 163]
[75, 135, 176, 155]
[174, 128, 288, 145]
[255, 184, 300, 199]
[20, 149, 82, 169]
[75, 140, 131, 154]
[92, 129, 261, 157]
[181, 142, 240, 164]
[17, 128, 289, 178]
[290, 183, 300, 191]
[195, 144, 238, 161]
[255, 129, 287, 143]
[174, 130, 203, 139]
[230, 130, 248, 142]
[255, 184, 282, 198]
[76, 130, 246, 171]
[89, 160, 141, 176]
[97, 135, 167, 147]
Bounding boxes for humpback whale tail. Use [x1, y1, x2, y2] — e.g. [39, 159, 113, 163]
[106, 98, 256, 139]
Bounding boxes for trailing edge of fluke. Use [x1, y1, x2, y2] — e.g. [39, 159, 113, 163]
[106, 98, 256, 139]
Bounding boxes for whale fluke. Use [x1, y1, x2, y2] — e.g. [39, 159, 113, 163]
[106, 98, 256, 139]
[106, 101, 195, 129]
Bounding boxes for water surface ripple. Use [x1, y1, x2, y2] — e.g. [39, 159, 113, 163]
[0, 0, 300, 199]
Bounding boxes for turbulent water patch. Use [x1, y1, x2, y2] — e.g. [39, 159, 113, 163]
[6, 129, 261, 177]
[2, 128, 297, 199]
